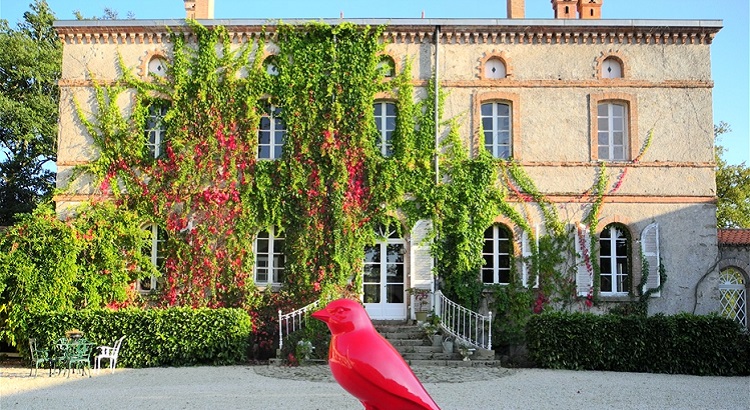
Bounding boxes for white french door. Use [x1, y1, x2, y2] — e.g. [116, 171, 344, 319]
[363, 238, 406, 320]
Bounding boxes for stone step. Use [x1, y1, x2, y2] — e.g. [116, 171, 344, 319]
[401, 352, 461, 361]
[388, 339, 427, 347]
[407, 359, 503, 367]
[394, 345, 443, 354]
[379, 330, 425, 340]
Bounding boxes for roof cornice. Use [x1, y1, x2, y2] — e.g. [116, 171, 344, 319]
[53, 18, 722, 46]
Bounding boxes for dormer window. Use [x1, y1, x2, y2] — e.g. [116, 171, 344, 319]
[484, 58, 507, 79]
[264, 56, 279, 76]
[148, 57, 168, 77]
[377, 55, 396, 78]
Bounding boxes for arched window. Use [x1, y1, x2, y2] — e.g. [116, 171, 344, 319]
[482, 224, 512, 284]
[377, 55, 396, 78]
[139, 224, 167, 292]
[264, 55, 279, 76]
[719, 268, 747, 328]
[481, 102, 512, 159]
[254, 228, 285, 285]
[258, 102, 285, 160]
[601, 57, 623, 79]
[484, 57, 507, 79]
[599, 224, 630, 295]
[597, 102, 628, 161]
[373, 101, 396, 157]
[147, 56, 168, 77]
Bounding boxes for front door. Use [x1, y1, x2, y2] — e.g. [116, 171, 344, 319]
[363, 237, 406, 320]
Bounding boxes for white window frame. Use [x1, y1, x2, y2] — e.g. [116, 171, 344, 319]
[138, 224, 166, 292]
[719, 268, 747, 328]
[597, 102, 628, 161]
[482, 224, 512, 285]
[258, 103, 285, 160]
[373, 101, 396, 157]
[145, 104, 168, 158]
[254, 228, 285, 285]
[481, 102, 512, 159]
[599, 224, 630, 296]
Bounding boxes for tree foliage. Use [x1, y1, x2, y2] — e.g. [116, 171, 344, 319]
[715, 122, 750, 228]
[0, 0, 60, 225]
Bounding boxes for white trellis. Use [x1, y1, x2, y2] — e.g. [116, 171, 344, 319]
[719, 268, 747, 328]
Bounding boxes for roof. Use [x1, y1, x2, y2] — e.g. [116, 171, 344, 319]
[52, 18, 723, 46]
[718, 229, 750, 246]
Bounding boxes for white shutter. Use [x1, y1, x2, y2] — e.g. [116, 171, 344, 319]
[521, 230, 532, 287]
[640, 223, 661, 297]
[574, 224, 593, 297]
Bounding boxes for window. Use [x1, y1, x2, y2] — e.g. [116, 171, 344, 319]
[363, 225, 405, 304]
[597, 102, 628, 161]
[373, 101, 396, 157]
[258, 103, 285, 160]
[481, 102, 512, 159]
[599, 224, 630, 295]
[719, 268, 747, 328]
[484, 58, 506, 79]
[147, 56, 168, 77]
[145, 103, 168, 158]
[139, 225, 167, 292]
[601, 57, 623, 79]
[255, 228, 285, 285]
[377, 55, 395, 78]
[482, 224, 512, 284]
[264, 55, 279, 76]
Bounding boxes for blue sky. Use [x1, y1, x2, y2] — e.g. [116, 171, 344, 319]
[2, 0, 748, 165]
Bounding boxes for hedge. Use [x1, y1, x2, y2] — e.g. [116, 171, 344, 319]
[22, 307, 252, 368]
[526, 312, 750, 376]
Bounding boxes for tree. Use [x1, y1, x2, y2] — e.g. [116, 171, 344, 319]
[715, 122, 750, 228]
[0, 1, 60, 225]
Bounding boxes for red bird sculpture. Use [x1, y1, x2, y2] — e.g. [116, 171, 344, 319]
[311, 298, 441, 410]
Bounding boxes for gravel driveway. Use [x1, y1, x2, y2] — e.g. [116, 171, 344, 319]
[1, 364, 748, 409]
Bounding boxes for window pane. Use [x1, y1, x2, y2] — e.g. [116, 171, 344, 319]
[260, 117, 270, 129]
[483, 239, 493, 254]
[256, 238, 269, 253]
[598, 146, 609, 159]
[363, 284, 380, 303]
[364, 246, 380, 263]
[499, 117, 510, 130]
[597, 104, 608, 116]
[386, 264, 404, 283]
[498, 147, 510, 159]
[613, 147, 624, 160]
[612, 104, 625, 116]
[386, 244, 403, 263]
[498, 131, 510, 145]
[613, 118, 624, 131]
[600, 274, 612, 292]
[598, 118, 609, 131]
[497, 104, 510, 116]
[483, 254, 494, 269]
[482, 269, 494, 284]
[386, 284, 404, 303]
[386, 116, 396, 130]
[613, 132, 624, 145]
[598, 132, 609, 145]
[385, 103, 396, 116]
[498, 270, 510, 284]
[482, 117, 493, 132]
[498, 256, 510, 269]
[363, 264, 380, 282]
[498, 239, 510, 254]
[258, 146, 270, 159]
[373, 103, 382, 116]
[481, 103, 493, 116]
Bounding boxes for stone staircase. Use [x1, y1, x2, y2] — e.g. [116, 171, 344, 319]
[373, 320, 500, 367]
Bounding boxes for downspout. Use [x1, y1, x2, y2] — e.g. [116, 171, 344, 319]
[432, 25, 441, 309]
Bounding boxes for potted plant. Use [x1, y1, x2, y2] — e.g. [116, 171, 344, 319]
[406, 287, 431, 322]
[420, 312, 442, 346]
[455, 338, 475, 361]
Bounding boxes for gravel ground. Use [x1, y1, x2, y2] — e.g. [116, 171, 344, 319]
[1, 364, 748, 409]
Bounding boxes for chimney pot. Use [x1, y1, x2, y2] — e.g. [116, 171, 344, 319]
[507, 0, 525, 19]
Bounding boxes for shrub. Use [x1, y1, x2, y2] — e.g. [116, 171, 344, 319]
[22, 307, 251, 368]
[526, 312, 749, 376]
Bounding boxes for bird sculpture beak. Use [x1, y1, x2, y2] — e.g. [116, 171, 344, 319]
[311, 309, 329, 323]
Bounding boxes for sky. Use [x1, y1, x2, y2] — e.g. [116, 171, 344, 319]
[1, 0, 748, 165]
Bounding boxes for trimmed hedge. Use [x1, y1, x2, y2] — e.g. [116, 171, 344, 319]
[22, 307, 251, 368]
[526, 312, 750, 376]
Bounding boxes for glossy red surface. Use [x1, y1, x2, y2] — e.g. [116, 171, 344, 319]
[312, 299, 441, 410]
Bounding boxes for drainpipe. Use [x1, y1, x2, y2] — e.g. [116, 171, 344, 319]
[432, 25, 441, 309]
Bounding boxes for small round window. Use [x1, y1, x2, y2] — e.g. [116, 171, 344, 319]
[377, 55, 396, 78]
[484, 58, 506, 79]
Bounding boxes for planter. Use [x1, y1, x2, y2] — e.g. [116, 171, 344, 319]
[415, 311, 428, 323]
[431, 334, 443, 347]
[442, 340, 453, 354]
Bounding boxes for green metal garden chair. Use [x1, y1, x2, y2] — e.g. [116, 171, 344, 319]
[28, 338, 53, 377]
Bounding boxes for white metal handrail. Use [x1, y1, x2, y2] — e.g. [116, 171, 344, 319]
[278, 299, 321, 352]
[434, 290, 492, 350]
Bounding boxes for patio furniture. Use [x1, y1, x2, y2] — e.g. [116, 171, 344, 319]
[95, 335, 126, 374]
[57, 338, 94, 378]
[28, 338, 53, 377]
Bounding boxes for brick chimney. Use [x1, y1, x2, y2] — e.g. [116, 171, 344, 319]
[184, 0, 214, 19]
[578, 0, 602, 19]
[507, 0, 525, 19]
[551, 0, 577, 19]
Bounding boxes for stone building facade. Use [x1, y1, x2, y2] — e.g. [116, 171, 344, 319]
[53, 0, 727, 321]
